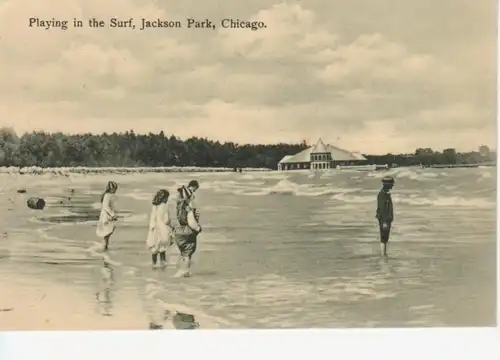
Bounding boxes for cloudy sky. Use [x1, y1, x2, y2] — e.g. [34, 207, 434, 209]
[0, 0, 496, 154]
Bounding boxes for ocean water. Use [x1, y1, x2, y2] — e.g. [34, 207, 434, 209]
[0, 167, 496, 329]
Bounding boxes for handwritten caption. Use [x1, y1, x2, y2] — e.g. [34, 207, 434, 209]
[28, 17, 268, 31]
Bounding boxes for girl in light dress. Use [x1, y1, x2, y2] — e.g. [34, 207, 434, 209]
[96, 181, 119, 251]
[146, 189, 174, 267]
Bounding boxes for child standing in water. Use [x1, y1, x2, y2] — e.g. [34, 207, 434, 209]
[146, 189, 173, 268]
[96, 181, 119, 251]
[171, 182, 202, 277]
[376, 176, 395, 257]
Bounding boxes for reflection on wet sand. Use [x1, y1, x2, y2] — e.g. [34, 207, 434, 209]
[38, 214, 100, 223]
[149, 310, 200, 330]
[172, 312, 200, 329]
[36, 192, 101, 223]
[35, 190, 132, 224]
[96, 261, 115, 317]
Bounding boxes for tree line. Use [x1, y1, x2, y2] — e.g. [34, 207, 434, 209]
[0, 128, 495, 169]
[365, 146, 495, 167]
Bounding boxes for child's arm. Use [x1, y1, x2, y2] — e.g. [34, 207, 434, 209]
[164, 204, 174, 231]
[103, 194, 116, 219]
[387, 197, 394, 222]
[376, 192, 382, 219]
[377, 193, 390, 223]
[187, 210, 202, 233]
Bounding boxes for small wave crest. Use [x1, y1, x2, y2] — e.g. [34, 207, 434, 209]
[122, 193, 153, 201]
[121, 213, 149, 225]
[249, 179, 362, 197]
[367, 168, 445, 181]
[331, 193, 373, 204]
[394, 195, 494, 209]
[331, 192, 494, 209]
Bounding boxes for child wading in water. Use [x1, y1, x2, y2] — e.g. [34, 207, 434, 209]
[376, 176, 395, 257]
[96, 181, 119, 251]
[146, 189, 173, 268]
[171, 181, 201, 277]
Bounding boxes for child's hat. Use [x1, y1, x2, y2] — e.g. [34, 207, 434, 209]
[382, 176, 395, 184]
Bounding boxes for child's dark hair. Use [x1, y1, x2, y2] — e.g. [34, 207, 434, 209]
[177, 182, 198, 202]
[152, 189, 170, 205]
[188, 180, 199, 189]
[100, 181, 118, 203]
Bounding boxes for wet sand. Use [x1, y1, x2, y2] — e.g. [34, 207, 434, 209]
[0, 275, 145, 330]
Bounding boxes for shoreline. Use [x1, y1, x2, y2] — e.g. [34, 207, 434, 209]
[0, 164, 492, 177]
[0, 166, 272, 176]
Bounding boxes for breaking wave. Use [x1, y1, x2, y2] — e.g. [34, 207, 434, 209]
[331, 193, 494, 209]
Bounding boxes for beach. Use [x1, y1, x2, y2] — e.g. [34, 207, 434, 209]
[0, 167, 496, 329]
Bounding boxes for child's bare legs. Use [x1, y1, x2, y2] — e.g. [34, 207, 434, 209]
[378, 221, 391, 257]
[175, 256, 191, 277]
[159, 251, 167, 265]
[151, 252, 159, 265]
[103, 234, 111, 251]
[176, 241, 196, 277]
[380, 242, 388, 257]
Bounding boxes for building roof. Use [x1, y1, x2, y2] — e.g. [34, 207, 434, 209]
[280, 155, 293, 163]
[351, 151, 367, 160]
[279, 147, 313, 164]
[278, 139, 367, 164]
[324, 144, 365, 161]
[311, 138, 328, 153]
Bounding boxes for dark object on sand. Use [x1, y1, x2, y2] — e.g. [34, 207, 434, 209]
[172, 312, 200, 329]
[17, 188, 27, 194]
[27, 197, 46, 210]
[148, 322, 163, 330]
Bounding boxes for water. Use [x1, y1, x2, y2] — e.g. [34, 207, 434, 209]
[0, 167, 496, 329]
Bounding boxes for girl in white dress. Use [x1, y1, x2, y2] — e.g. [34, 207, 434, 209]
[96, 181, 118, 251]
[146, 189, 173, 267]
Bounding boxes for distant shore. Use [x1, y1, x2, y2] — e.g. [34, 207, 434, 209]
[0, 163, 494, 177]
[0, 166, 272, 176]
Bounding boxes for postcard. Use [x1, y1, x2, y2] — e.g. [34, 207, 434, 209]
[0, 0, 496, 331]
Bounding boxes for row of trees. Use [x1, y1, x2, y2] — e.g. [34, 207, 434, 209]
[0, 128, 495, 169]
[365, 146, 495, 167]
[0, 128, 308, 169]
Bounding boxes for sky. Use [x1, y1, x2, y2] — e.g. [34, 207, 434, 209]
[0, 0, 496, 154]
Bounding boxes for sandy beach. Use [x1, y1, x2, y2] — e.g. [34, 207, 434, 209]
[0, 167, 496, 329]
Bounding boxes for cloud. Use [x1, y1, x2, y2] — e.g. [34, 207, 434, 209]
[315, 33, 452, 85]
[217, 2, 338, 62]
[0, 0, 495, 153]
[0, 0, 199, 96]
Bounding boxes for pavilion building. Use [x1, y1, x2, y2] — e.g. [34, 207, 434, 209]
[277, 138, 367, 171]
